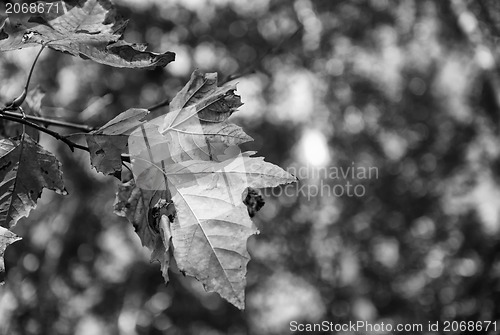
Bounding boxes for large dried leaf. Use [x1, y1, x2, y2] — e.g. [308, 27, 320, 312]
[117, 70, 297, 309]
[0, 135, 67, 229]
[86, 108, 149, 175]
[0, 0, 175, 68]
[135, 154, 296, 309]
[0, 226, 21, 285]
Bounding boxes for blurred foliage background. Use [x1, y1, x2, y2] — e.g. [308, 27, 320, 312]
[1, 0, 500, 334]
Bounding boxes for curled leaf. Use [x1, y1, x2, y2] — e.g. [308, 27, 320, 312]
[114, 178, 172, 281]
[0, 0, 175, 68]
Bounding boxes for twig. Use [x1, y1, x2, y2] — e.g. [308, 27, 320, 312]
[1, 109, 94, 132]
[1, 107, 132, 164]
[0, 114, 89, 152]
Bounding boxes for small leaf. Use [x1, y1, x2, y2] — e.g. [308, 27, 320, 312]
[243, 187, 265, 218]
[86, 108, 149, 175]
[0, 0, 175, 69]
[0, 134, 66, 229]
[0, 226, 21, 285]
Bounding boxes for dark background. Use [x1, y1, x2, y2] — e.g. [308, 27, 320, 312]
[1, 0, 500, 334]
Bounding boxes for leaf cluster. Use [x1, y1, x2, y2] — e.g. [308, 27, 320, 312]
[0, 0, 295, 309]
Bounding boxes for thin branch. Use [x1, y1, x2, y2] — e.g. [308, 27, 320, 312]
[0, 112, 131, 163]
[1, 107, 132, 164]
[8, 45, 46, 108]
[0, 114, 89, 152]
[1, 110, 94, 132]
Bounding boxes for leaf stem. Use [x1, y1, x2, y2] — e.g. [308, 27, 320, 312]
[25, 46, 46, 93]
[8, 45, 46, 108]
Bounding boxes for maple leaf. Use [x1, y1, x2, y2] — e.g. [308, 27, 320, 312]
[85, 108, 149, 175]
[132, 153, 296, 309]
[166, 155, 296, 309]
[0, 134, 67, 229]
[116, 70, 297, 309]
[0, 0, 175, 69]
[0, 226, 21, 285]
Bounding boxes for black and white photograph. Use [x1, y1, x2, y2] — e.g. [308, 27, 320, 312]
[0, 0, 499, 334]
